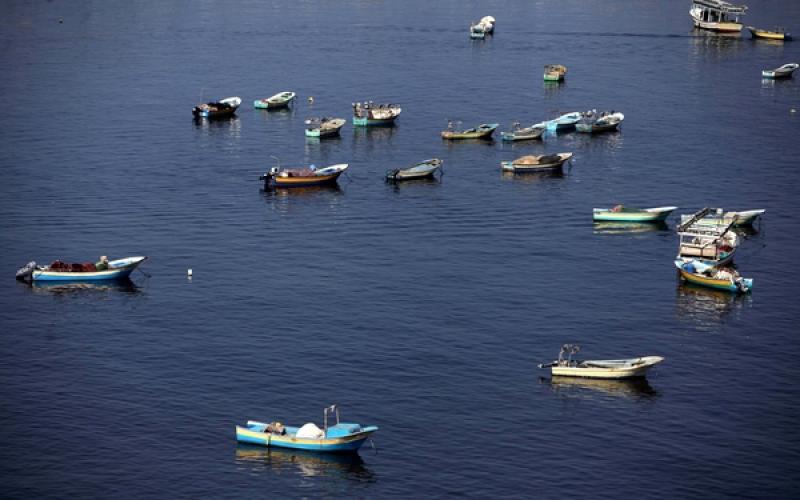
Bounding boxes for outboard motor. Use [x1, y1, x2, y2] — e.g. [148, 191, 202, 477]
[15, 261, 37, 281]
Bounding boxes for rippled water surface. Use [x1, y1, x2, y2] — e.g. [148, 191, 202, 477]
[2, 0, 800, 498]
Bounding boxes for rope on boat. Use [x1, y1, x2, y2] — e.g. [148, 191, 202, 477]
[368, 437, 377, 455]
[136, 267, 152, 279]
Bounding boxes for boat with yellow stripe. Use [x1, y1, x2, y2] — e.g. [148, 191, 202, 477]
[675, 259, 752, 293]
[236, 405, 378, 453]
[539, 345, 664, 379]
[746, 26, 792, 41]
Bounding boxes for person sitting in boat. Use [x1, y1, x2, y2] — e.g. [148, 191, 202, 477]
[611, 204, 624, 212]
[95, 255, 109, 271]
[266, 422, 286, 435]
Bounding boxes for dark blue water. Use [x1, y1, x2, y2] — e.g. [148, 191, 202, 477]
[2, 0, 800, 497]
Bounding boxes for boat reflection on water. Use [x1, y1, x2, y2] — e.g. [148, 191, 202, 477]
[262, 184, 344, 198]
[192, 115, 241, 131]
[352, 126, 396, 150]
[235, 445, 376, 482]
[24, 278, 142, 296]
[593, 221, 670, 235]
[540, 376, 659, 399]
[675, 280, 751, 323]
[387, 176, 441, 192]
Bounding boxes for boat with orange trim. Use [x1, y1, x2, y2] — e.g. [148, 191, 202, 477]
[260, 163, 348, 188]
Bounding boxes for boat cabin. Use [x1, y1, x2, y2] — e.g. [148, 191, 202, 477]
[691, 0, 747, 26]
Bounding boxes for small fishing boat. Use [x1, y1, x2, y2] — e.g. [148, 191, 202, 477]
[679, 208, 765, 227]
[677, 208, 739, 266]
[501, 153, 573, 173]
[543, 64, 567, 82]
[592, 205, 677, 222]
[576, 111, 624, 133]
[544, 112, 581, 132]
[690, 0, 747, 32]
[675, 259, 753, 293]
[747, 26, 792, 41]
[470, 16, 494, 38]
[500, 122, 545, 141]
[539, 345, 664, 379]
[192, 97, 241, 119]
[441, 122, 498, 140]
[260, 163, 348, 188]
[386, 158, 443, 181]
[352, 102, 401, 126]
[16, 256, 148, 282]
[762, 63, 799, 79]
[236, 405, 378, 453]
[305, 117, 346, 138]
[254, 91, 296, 109]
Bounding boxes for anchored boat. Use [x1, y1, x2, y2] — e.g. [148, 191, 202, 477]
[305, 117, 346, 138]
[192, 96, 241, 119]
[352, 102, 401, 126]
[236, 405, 378, 453]
[539, 345, 664, 379]
[747, 26, 792, 41]
[386, 158, 443, 181]
[16, 256, 147, 282]
[690, 0, 747, 32]
[593, 205, 677, 222]
[675, 259, 752, 293]
[677, 208, 739, 266]
[544, 112, 581, 132]
[441, 122, 498, 140]
[260, 163, 348, 188]
[501, 153, 573, 173]
[254, 91, 296, 109]
[679, 208, 765, 227]
[501, 122, 545, 141]
[543, 64, 567, 82]
[576, 111, 624, 133]
[470, 16, 494, 39]
[762, 63, 799, 79]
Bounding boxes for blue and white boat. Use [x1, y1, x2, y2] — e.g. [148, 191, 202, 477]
[544, 112, 581, 132]
[15, 256, 148, 282]
[236, 405, 378, 453]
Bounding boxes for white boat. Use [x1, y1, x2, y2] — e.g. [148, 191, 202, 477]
[539, 345, 664, 379]
[679, 208, 765, 227]
[676, 208, 739, 266]
[690, 0, 747, 32]
[470, 16, 495, 38]
[386, 158, 443, 181]
[762, 63, 799, 79]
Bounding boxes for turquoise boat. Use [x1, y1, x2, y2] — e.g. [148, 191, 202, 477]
[352, 102, 401, 126]
[16, 256, 148, 282]
[236, 405, 378, 453]
[254, 91, 296, 109]
[544, 112, 581, 132]
[593, 205, 677, 222]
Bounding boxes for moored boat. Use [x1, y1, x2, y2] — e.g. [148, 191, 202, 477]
[500, 122, 545, 141]
[539, 345, 664, 379]
[679, 208, 765, 227]
[192, 97, 241, 119]
[677, 208, 739, 266]
[15, 256, 148, 282]
[544, 112, 581, 132]
[501, 153, 573, 173]
[762, 63, 799, 79]
[690, 0, 747, 32]
[441, 122, 498, 140]
[352, 102, 401, 126]
[260, 163, 348, 188]
[386, 158, 443, 181]
[593, 205, 677, 222]
[235, 405, 378, 453]
[254, 91, 296, 109]
[747, 26, 792, 41]
[675, 258, 752, 293]
[576, 111, 624, 133]
[543, 64, 567, 82]
[470, 16, 494, 38]
[305, 117, 346, 138]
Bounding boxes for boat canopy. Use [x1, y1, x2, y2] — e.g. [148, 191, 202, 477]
[692, 0, 747, 15]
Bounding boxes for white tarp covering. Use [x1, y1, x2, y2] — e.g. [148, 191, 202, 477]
[296, 423, 324, 439]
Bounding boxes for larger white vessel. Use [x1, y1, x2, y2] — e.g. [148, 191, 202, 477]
[690, 0, 747, 32]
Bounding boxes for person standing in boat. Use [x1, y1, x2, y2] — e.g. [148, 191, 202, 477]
[95, 255, 109, 271]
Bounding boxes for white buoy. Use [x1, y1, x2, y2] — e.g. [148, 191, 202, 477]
[791, 108, 797, 114]
[308, 96, 314, 103]
[187, 268, 193, 277]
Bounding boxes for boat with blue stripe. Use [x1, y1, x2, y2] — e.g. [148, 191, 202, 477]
[236, 405, 378, 453]
[16, 256, 147, 282]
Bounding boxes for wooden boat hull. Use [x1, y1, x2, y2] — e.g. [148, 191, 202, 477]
[353, 116, 397, 126]
[305, 125, 344, 138]
[693, 20, 743, 32]
[576, 121, 620, 133]
[550, 356, 664, 379]
[593, 207, 676, 222]
[543, 74, 564, 81]
[267, 172, 343, 188]
[678, 267, 752, 293]
[193, 97, 241, 119]
[26, 256, 147, 282]
[236, 426, 376, 453]
[748, 27, 791, 40]
[441, 126, 497, 140]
